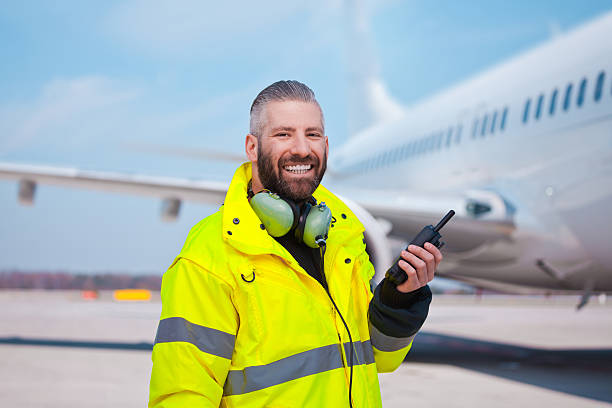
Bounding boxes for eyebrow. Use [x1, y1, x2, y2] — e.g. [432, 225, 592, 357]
[270, 127, 296, 133]
[269, 126, 324, 134]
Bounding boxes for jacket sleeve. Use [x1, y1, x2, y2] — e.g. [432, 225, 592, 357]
[148, 257, 238, 407]
[368, 279, 431, 373]
[356, 248, 432, 373]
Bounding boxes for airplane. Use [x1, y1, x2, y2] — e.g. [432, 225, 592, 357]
[1, 10, 611, 303]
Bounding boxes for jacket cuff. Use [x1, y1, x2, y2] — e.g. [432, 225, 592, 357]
[368, 279, 432, 338]
[379, 278, 431, 309]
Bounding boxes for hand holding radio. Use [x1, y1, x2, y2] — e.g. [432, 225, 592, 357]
[385, 210, 455, 293]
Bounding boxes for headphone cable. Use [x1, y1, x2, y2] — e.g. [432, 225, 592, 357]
[319, 244, 354, 408]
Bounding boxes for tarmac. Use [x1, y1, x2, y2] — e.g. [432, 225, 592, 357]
[0, 290, 610, 407]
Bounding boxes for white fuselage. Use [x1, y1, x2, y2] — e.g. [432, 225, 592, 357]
[330, 12, 612, 292]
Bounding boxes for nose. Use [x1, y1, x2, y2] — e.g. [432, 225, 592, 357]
[290, 133, 311, 157]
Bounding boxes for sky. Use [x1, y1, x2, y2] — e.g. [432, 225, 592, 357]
[1, 1, 611, 273]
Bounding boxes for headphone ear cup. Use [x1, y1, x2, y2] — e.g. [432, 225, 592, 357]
[249, 192, 297, 237]
[302, 203, 332, 248]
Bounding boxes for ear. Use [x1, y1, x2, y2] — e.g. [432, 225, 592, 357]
[325, 135, 329, 157]
[245, 133, 258, 162]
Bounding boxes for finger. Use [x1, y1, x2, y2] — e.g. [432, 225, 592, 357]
[424, 242, 443, 268]
[398, 259, 420, 287]
[407, 246, 434, 281]
[423, 244, 442, 281]
[401, 250, 428, 286]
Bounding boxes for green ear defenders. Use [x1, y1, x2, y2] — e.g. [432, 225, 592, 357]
[249, 191, 332, 248]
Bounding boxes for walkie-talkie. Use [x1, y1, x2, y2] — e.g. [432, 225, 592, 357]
[385, 210, 455, 286]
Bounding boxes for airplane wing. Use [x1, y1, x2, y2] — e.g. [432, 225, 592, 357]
[0, 162, 228, 220]
[1, 161, 517, 255]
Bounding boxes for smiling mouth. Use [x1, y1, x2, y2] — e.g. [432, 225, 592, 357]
[283, 164, 313, 175]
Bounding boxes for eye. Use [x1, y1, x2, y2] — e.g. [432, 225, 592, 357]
[307, 132, 322, 138]
[274, 133, 289, 137]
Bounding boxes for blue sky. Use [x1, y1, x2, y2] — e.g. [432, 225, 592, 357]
[1, 1, 611, 273]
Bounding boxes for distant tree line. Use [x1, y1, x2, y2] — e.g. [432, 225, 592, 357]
[0, 270, 162, 290]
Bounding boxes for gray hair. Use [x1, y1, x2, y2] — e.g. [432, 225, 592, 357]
[249, 80, 324, 137]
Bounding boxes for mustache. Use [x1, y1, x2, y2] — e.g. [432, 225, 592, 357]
[278, 155, 319, 167]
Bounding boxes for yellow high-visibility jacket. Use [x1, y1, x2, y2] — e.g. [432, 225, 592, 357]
[149, 163, 417, 407]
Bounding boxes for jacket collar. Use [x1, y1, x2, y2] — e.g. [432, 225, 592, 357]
[222, 162, 364, 258]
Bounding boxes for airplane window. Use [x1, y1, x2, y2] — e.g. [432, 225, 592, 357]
[535, 94, 544, 120]
[500, 108, 508, 131]
[446, 127, 453, 147]
[472, 118, 479, 138]
[594, 71, 605, 102]
[455, 124, 463, 142]
[400, 143, 408, 160]
[481, 114, 488, 137]
[490, 111, 497, 134]
[523, 99, 531, 123]
[577, 78, 587, 107]
[394, 146, 402, 162]
[563, 83, 573, 111]
[428, 134, 435, 152]
[549, 89, 558, 115]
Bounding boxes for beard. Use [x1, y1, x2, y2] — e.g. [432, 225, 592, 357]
[257, 138, 327, 202]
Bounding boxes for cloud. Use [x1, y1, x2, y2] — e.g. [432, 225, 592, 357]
[0, 74, 253, 163]
[0, 76, 140, 152]
[104, 0, 341, 57]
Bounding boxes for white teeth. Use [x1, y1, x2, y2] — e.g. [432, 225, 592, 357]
[284, 164, 312, 174]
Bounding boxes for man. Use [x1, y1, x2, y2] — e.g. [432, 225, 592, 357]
[148, 81, 442, 407]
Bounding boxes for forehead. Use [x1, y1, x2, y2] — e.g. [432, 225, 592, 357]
[262, 100, 323, 132]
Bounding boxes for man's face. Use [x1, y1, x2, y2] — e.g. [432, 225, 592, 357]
[250, 100, 328, 202]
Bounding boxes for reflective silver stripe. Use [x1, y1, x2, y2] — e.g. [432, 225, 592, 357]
[368, 321, 415, 352]
[154, 317, 235, 360]
[223, 343, 344, 396]
[343, 340, 375, 365]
